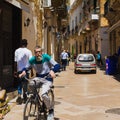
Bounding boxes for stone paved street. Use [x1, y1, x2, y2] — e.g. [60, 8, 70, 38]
[3, 62, 120, 120]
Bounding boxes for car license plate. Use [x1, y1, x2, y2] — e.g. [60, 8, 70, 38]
[82, 68, 90, 70]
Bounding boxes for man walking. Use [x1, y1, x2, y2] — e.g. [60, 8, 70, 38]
[96, 51, 103, 66]
[14, 39, 32, 104]
[60, 49, 68, 71]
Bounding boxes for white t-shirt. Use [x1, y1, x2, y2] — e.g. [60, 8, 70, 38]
[14, 47, 32, 72]
[60, 51, 68, 59]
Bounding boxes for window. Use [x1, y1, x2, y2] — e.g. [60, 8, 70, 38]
[78, 55, 94, 62]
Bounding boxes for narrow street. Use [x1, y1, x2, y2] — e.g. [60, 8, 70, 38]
[3, 62, 120, 120]
[1, 1, 120, 120]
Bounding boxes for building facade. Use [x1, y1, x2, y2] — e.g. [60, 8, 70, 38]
[0, 0, 67, 88]
[67, 0, 109, 63]
[104, 0, 120, 71]
[0, 0, 33, 88]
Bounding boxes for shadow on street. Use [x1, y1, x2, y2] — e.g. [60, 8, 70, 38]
[98, 64, 120, 82]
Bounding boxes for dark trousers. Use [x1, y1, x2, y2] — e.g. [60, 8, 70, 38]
[61, 59, 67, 71]
[17, 71, 29, 99]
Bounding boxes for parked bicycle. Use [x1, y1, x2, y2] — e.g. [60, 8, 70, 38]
[23, 76, 54, 120]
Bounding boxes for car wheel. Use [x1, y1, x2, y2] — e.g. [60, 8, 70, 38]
[74, 70, 78, 74]
[92, 70, 96, 74]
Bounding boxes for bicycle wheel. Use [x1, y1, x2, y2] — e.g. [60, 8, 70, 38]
[48, 89, 54, 108]
[23, 96, 39, 120]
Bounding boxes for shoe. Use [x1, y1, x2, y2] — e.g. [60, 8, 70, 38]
[23, 94, 27, 103]
[23, 97, 27, 104]
[16, 96, 22, 104]
[47, 109, 54, 120]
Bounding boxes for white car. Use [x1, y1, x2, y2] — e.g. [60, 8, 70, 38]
[74, 53, 97, 74]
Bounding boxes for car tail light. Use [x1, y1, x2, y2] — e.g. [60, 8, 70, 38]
[91, 64, 96, 66]
[75, 63, 82, 66]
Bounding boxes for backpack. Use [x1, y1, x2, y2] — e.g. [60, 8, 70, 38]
[97, 53, 101, 60]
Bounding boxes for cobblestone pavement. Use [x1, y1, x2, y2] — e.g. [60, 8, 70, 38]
[3, 62, 120, 120]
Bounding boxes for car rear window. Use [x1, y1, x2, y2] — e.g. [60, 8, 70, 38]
[78, 55, 94, 62]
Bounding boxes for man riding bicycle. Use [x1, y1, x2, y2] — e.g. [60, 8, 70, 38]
[20, 45, 60, 120]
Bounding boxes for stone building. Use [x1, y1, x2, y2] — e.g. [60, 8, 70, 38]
[104, 0, 120, 71]
[67, 0, 109, 63]
[0, 0, 36, 88]
[104, 0, 120, 55]
[0, 0, 67, 88]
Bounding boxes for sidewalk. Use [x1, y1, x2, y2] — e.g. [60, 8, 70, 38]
[7, 88, 17, 101]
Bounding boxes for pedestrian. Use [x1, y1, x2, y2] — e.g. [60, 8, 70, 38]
[66, 50, 71, 66]
[20, 45, 60, 120]
[60, 49, 68, 71]
[14, 39, 33, 104]
[96, 51, 103, 66]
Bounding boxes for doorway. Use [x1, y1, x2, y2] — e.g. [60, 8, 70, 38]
[0, 1, 21, 88]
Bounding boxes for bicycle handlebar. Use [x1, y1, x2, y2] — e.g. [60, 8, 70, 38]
[23, 73, 52, 85]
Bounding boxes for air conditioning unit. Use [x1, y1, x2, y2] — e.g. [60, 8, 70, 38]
[43, 0, 51, 8]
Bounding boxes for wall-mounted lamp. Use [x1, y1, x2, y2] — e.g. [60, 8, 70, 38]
[24, 18, 30, 27]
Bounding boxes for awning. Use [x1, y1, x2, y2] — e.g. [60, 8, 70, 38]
[5, 0, 30, 13]
[107, 20, 120, 32]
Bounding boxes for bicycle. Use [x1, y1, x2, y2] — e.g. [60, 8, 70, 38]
[23, 76, 54, 120]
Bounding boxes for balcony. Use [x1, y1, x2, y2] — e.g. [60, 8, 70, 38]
[90, 22, 99, 31]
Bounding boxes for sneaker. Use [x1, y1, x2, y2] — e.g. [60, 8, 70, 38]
[16, 96, 22, 104]
[47, 109, 54, 120]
